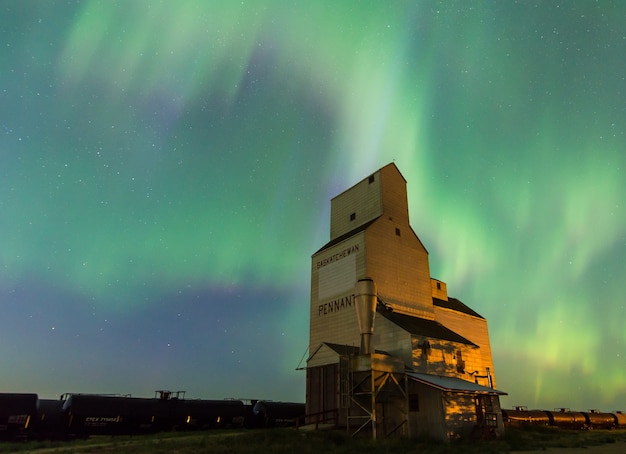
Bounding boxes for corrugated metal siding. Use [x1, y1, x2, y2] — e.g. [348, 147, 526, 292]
[443, 393, 478, 440]
[434, 306, 496, 388]
[306, 364, 338, 424]
[409, 381, 446, 441]
[365, 218, 434, 319]
[309, 233, 366, 353]
[411, 337, 481, 378]
[330, 170, 383, 240]
[371, 313, 412, 364]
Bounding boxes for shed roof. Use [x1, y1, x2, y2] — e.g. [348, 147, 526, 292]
[408, 373, 507, 395]
[378, 307, 477, 347]
[322, 342, 391, 357]
[322, 342, 359, 356]
[433, 297, 484, 319]
[307, 342, 390, 363]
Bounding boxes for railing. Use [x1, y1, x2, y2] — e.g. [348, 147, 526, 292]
[297, 408, 339, 430]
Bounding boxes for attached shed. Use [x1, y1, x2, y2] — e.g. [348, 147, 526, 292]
[407, 373, 507, 441]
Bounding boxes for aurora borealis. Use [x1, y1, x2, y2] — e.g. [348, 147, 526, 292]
[1, 1, 624, 411]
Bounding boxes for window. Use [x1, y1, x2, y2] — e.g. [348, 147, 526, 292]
[350, 212, 356, 221]
[395, 228, 401, 236]
[368, 174, 375, 183]
[420, 340, 431, 358]
[456, 350, 465, 374]
[436, 282, 441, 290]
[409, 394, 419, 412]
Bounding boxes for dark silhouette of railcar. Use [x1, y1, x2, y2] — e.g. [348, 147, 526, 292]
[170, 399, 246, 429]
[36, 399, 66, 439]
[0, 390, 306, 440]
[252, 401, 305, 427]
[0, 393, 38, 440]
[62, 394, 159, 437]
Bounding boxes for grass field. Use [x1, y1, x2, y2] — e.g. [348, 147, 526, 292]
[2, 426, 626, 453]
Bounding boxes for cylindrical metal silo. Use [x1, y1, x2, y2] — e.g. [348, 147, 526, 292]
[354, 278, 377, 355]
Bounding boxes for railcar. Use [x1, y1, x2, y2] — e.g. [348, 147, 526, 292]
[503, 408, 626, 430]
[613, 411, 626, 428]
[549, 409, 588, 429]
[171, 399, 246, 429]
[62, 394, 159, 437]
[36, 399, 66, 439]
[501, 407, 551, 426]
[0, 390, 306, 440]
[252, 401, 305, 427]
[583, 410, 617, 429]
[0, 393, 38, 440]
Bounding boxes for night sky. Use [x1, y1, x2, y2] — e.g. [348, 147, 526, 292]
[1, 1, 624, 411]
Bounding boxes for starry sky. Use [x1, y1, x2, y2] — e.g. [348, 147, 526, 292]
[1, 1, 624, 411]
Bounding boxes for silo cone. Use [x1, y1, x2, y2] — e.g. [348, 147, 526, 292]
[354, 278, 377, 355]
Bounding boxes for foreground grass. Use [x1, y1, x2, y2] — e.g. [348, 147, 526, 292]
[1, 426, 626, 453]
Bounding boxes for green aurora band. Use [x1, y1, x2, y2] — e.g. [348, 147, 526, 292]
[1, 1, 624, 409]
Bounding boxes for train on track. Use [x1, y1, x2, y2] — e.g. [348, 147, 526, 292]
[502, 406, 626, 430]
[0, 391, 305, 441]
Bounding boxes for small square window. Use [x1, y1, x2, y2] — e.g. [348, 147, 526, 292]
[368, 175, 375, 183]
[350, 213, 356, 221]
[395, 228, 401, 236]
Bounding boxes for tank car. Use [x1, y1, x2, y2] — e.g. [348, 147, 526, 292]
[36, 399, 66, 439]
[613, 411, 626, 429]
[583, 410, 617, 429]
[172, 399, 246, 429]
[62, 394, 159, 437]
[501, 407, 551, 426]
[549, 409, 587, 429]
[0, 393, 38, 440]
[252, 401, 305, 427]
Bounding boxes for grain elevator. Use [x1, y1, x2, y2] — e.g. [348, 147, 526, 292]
[305, 163, 506, 441]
